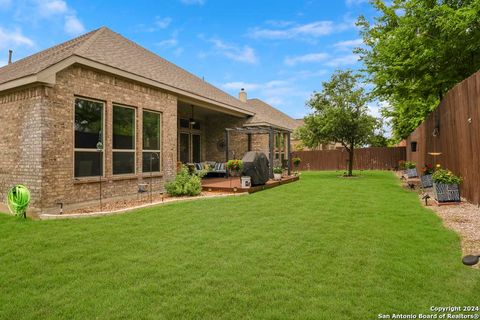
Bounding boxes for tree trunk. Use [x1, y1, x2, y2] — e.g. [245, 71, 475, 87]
[348, 146, 354, 176]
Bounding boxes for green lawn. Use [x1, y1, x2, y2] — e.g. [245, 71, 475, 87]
[1, 171, 479, 319]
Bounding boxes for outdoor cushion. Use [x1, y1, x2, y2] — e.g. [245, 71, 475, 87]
[213, 162, 226, 172]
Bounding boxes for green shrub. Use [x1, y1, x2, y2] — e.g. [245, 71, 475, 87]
[273, 167, 283, 174]
[226, 159, 243, 172]
[292, 157, 301, 167]
[166, 165, 203, 196]
[404, 161, 416, 169]
[432, 169, 462, 185]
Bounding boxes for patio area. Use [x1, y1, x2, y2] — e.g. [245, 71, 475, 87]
[202, 175, 299, 193]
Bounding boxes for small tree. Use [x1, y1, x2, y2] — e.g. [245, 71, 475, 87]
[298, 70, 379, 176]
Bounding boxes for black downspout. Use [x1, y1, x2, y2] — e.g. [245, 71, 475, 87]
[225, 129, 229, 179]
[268, 128, 274, 178]
[287, 132, 291, 176]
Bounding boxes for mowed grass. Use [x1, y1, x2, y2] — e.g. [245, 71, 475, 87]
[1, 171, 479, 319]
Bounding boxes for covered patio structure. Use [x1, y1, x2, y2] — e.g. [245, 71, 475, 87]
[225, 126, 292, 178]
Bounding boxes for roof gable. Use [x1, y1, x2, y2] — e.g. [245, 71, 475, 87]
[0, 27, 253, 114]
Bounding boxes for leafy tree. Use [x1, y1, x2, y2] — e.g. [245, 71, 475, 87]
[357, 0, 480, 140]
[298, 70, 379, 176]
[368, 133, 389, 147]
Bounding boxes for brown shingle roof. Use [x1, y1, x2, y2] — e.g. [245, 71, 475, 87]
[0, 27, 253, 114]
[247, 98, 298, 131]
[0, 27, 298, 130]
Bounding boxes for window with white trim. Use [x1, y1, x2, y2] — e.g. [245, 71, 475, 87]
[142, 110, 161, 172]
[113, 105, 136, 175]
[74, 98, 104, 178]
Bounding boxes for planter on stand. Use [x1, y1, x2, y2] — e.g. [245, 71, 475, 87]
[406, 168, 418, 178]
[420, 174, 433, 188]
[433, 182, 460, 203]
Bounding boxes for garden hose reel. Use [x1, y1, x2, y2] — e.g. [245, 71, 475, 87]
[7, 185, 31, 219]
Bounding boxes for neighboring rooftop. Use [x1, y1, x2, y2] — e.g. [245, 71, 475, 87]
[247, 98, 299, 131]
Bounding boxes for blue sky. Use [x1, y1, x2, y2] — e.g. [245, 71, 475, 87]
[0, 0, 381, 121]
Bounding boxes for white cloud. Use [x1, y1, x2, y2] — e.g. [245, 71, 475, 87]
[325, 54, 359, 67]
[284, 52, 329, 66]
[0, 59, 7, 67]
[155, 16, 172, 29]
[10, 1, 85, 36]
[346, 0, 368, 6]
[0, 27, 35, 49]
[64, 14, 85, 35]
[173, 47, 184, 56]
[248, 21, 334, 40]
[156, 38, 178, 47]
[0, 0, 11, 9]
[333, 38, 364, 50]
[37, 0, 68, 16]
[209, 38, 258, 64]
[180, 0, 204, 5]
[222, 81, 262, 91]
[264, 20, 295, 28]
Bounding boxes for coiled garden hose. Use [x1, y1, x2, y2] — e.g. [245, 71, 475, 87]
[7, 185, 30, 218]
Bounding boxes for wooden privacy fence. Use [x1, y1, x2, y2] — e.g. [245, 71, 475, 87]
[406, 70, 480, 205]
[291, 147, 406, 171]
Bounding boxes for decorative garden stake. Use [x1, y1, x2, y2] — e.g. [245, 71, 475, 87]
[96, 141, 103, 211]
[462, 255, 480, 266]
[7, 185, 31, 219]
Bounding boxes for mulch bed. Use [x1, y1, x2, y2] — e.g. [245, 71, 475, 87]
[64, 191, 232, 215]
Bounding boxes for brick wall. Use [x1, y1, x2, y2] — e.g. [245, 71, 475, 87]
[0, 86, 45, 211]
[40, 66, 178, 212]
[0, 65, 293, 214]
[204, 114, 248, 162]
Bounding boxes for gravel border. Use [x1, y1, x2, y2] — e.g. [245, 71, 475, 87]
[396, 171, 480, 267]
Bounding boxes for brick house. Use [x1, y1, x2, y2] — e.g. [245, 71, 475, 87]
[0, 27, 298, 214]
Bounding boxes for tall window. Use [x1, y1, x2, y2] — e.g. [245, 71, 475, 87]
[275, 133, 286, 162]
[142, 110, 161, 172]
[74, 98, 104, 177]
[113, 105, 136, 175]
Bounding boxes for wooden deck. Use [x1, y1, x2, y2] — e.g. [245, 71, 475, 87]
[201, 175, 299, 193]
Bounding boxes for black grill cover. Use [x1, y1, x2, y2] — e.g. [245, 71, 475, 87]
[242, 151, 269, 186]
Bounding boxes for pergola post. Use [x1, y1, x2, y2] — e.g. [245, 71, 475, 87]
[287, 132, 291, 175]
[268, 127, 274, 178]
[225, 129, 229, 162]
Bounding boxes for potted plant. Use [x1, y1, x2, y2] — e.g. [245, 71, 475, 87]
[404, 161, 418, 178]
[226, 159, 243, 177]
[432, 169, 462, 203]
[420, 164, 434, 188]
[292, 157, 301, 175]
[273, 167, 283, 181]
